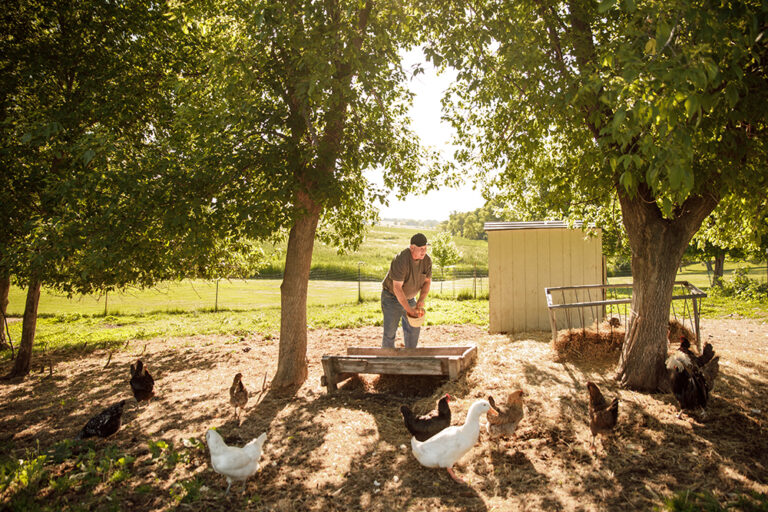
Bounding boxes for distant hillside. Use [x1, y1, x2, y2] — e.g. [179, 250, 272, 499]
[257, 224, 488, 280]
[379, 218, 442, 229]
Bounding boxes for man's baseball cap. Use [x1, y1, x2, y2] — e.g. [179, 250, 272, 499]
[410, 233, 429, 247]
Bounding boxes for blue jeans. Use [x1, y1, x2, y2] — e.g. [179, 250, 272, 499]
[381, 289, 420, 348]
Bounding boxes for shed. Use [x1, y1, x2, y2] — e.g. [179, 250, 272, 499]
[484, 221, 603, 333]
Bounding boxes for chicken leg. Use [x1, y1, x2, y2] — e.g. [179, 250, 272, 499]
[446, 466, 465, 484]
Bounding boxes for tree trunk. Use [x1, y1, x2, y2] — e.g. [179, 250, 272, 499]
[5, 279, 41, 379]
[615, 185, 717, 391]
[0, 274, 9, 350]
[271, 193, 321, 392]
[712, 251, 726, 287]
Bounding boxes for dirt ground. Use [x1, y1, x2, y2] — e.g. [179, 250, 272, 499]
[1, 318, 767, 511]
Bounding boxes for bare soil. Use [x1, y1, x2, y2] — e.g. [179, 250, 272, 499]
[1, 318, 767, 511]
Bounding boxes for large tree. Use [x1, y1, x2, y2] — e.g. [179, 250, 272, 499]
[425, 0, 768, 390]
[0, 0, 253, 378]
[176, 1, 435, 391]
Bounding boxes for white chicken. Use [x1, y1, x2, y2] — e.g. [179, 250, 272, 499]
[410, 399, 494, 483]
[206, 429, 267, 495]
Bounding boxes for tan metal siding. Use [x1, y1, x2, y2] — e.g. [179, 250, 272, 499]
[487, 226, 602, 333]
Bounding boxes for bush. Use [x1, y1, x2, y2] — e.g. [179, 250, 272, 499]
[607, 256, 632, 276]
[710, 267, 768, 301]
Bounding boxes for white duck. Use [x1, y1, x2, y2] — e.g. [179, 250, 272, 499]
[410, 399, 495, 483]
[206, 428, 267, 494]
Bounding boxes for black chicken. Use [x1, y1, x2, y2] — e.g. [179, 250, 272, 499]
[586, 381, 619, 451]
[400, 393, 451, 441]
[666, 341, 719, 419]
[130, 359, 155, 407]
[679, 336, 715, 367]
[77, 400, 127, 439]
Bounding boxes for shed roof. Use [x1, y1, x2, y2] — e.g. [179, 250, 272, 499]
[483, 221, 593, 231]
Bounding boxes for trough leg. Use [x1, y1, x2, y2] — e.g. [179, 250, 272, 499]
[321, 358, 338, 393]
[447, 359, 460, 380]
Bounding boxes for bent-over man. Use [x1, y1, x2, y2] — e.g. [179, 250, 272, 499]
[381, 233, 432, 348]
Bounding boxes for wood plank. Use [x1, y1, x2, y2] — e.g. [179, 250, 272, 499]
[346, 346, 469, 357]
[321, 356, 337, 392]
[334, 357, 444, 376]
[447, 358, 460, 380]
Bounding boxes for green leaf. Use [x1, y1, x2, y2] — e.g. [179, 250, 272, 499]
[82, 150, 96, 166]
[668, 165, 683, 190]
[684, 95, 700, 120]
[613, 108, 626, 129]
[644, 38, 657, 56]
[598, 0, 616, 13]
[655, 21, 672, 50]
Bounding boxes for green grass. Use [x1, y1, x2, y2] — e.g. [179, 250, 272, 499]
[5, 279, 388, 317]
[260, 224, 489, 280]
[0, 437, 207, 511]
[2, 221, 764, 325]
[657, 489, 768, 511]
[0, 297, 491, 360]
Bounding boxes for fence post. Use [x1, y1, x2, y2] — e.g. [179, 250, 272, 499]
[473, 264, 477, 299]
[357, 262, 363, 303]
[215, 279, 219, 312]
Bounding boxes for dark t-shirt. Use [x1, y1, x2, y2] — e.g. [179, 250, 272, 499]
[382, 249, 432, 299]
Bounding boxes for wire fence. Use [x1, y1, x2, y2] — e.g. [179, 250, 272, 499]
[8, 268, 490, 317]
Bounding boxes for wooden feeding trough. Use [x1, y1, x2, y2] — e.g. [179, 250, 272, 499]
[320, 346, 477, 393]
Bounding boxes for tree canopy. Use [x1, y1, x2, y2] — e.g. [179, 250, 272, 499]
[424, 0, 768, 389]
[0, 0, 262, 377]
[172, 0, 438, 389]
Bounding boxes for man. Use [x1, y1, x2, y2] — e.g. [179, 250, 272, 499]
[381, 233, 432, 348]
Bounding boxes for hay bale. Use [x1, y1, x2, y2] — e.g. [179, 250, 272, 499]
[552, 321, 625, 362]
[668, 319, 698, 349]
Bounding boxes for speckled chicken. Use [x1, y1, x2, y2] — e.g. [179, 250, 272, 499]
[486, 390, 525, 440]
[586, 381, 619, 451]
[666, 340, 719, 419]
[230, 373, 249, 419]
[401, 394, 452, 441]
[129, 359, 155, 407]
[77, 400, 127, 439]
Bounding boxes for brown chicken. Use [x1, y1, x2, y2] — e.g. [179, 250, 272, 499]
[230, 373, 249, 419]
[486, 390, 525, 440]
[129, 359, 155, 408]
[586, 381, 619, 451]
[400, 394, 451, 441]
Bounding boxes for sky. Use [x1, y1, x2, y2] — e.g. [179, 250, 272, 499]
[367, 48, 486, 222]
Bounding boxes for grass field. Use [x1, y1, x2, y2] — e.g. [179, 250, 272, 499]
[260, 225, 489, 280]
[2, 221, 765, 318]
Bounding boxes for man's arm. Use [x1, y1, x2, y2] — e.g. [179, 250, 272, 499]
[392, 280, 418, 317]
[416, 277, 431, 310]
